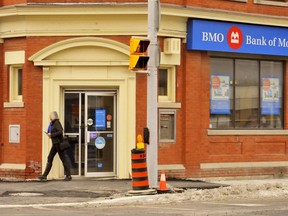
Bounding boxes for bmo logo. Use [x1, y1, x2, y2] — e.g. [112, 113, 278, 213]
[201, 25, 244, 50]
[202, 32, 225, 43]
[227, 26, 243, 50]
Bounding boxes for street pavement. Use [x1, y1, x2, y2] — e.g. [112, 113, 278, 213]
[1, 197, 288, 215]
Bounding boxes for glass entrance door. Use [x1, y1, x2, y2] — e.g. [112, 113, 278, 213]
[85, 92, 116, 177]
[64, 91, 117, 177]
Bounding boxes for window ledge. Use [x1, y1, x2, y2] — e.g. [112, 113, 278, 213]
[4, 102, 25, 108]
[226, 0, 247, 2]
[158, 164, 185, 171]
[207, 129, 288, 136]
[254, 0, 288, 7]
[158, 102, 181, 109]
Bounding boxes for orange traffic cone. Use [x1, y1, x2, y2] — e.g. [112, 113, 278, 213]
[158, 170, 168, 191]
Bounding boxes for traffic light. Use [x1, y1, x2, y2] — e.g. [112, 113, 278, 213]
[129, 37, 150, 71]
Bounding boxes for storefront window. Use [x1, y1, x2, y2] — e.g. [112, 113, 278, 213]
[260, 61, 283, 128]
[210, 58, 283, 129]
[210, 58, 234, 128]
[235, 60, 259, 128]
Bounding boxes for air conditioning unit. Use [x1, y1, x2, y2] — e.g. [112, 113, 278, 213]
[163, 38, 181, 55]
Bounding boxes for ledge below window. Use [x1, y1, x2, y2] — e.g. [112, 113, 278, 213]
[226, 0, 247, 2]
[158, 102, 181, 109]
[254, 0, 288, 7]
[207, 130, 288, 136]
[3, 102, 25, 108]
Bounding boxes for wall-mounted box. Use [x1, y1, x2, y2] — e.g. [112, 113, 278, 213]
[9, 125, 20, 143]
[159, 109, 176, 143]
[163, 38, 181, 55]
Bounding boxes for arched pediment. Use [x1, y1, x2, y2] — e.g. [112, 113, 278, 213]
[29, 37, 129, 66]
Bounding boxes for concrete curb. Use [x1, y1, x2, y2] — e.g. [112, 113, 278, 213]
[0, 194, 164, 208]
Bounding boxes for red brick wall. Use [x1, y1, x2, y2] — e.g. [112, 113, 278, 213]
[26, 0, 145, 4]
[1, 33, 287, 180]
[0, 43, 3, 163]
[2, 38, 27, 165]
[0, 35, 140, 179]
[158, 42, 185, 166]
[136, 73, 147, 140]
[164, 0, 287, 17]
[2, 0, 26, 6]
[179, 48, 288, 178]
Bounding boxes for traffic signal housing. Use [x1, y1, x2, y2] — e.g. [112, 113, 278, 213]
[129, 37, 150, 71]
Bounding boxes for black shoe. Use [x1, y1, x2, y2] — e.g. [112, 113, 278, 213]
[64, 175, 72, 181]
[38, 175, 47, 181]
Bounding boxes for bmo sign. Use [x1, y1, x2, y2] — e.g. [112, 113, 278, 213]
[202, 27, 243, 49]
[187, 19, 288, 56]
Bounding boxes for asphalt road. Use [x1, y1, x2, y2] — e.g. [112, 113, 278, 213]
[1, 198, 288, 216]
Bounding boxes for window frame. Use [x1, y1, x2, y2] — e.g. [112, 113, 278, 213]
[159, 109, 176, 143]
[158, 66, 176, 102]
[210, 57, 284, 130]
[9, 65, 23, 102]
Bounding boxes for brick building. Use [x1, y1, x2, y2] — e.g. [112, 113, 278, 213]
[0, 0, 288, 180]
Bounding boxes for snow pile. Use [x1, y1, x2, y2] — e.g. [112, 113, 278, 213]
[78, 181, 288, 208]
[100, 182, 288, 207]
[153, 182, 288, 204]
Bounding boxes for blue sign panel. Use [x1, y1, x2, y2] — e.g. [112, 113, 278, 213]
[210, 75, 231, 114]
[187, 19, 288, 56]
[95, 109, 106, 130]
[261, 77, 280, 115]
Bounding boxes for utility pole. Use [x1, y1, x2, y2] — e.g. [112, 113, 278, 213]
[147, 0, 159, 189]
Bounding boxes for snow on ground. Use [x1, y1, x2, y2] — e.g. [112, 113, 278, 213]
[153, 183, 288, 203]
[99, 180, 288, 207]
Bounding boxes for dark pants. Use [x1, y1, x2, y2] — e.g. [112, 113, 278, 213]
[43, 144, 71, 177]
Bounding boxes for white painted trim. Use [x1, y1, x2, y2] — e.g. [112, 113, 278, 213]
[229, 0, 247, 2]
[254, 0, 288, 7]
[33, 60, 129, 67]
[158, 164, 185, 171]
[29, 37, 130, 64]
[158, 102, 181, 109]
[0, 4, 286, 40]
[207, 130, 288, 136]
[3, 102, 25, 108]
[5, 51, 25, 65]
[201, 161, 288, 170]
[0, 163, 25, 170]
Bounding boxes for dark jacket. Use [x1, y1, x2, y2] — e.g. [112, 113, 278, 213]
[50, 119, 63, 145]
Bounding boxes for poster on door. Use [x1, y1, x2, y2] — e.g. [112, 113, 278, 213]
[261, 77, 280, 115]
[210, 75, 230, 114]
[95, 109, 106, 130]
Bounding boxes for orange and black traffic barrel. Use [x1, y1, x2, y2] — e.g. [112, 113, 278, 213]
[131, 148, 149, 190]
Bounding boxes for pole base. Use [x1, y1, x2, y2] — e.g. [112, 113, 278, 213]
[126, 188, 157, 196]
[157, 189, 173, 194]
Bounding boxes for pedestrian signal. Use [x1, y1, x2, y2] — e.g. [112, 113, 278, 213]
[129, 38, 150, 71]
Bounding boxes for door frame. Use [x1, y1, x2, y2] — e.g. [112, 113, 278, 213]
[84, 91, 118, 177]
[63, 89, 118, 178]
[63, 91, 82, 177]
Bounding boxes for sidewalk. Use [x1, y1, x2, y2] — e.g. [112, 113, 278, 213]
[0, 178, 224, 206]
[2, 177, 288, 208]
